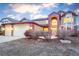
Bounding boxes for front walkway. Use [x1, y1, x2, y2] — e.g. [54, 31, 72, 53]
[0, 36, 24, 43]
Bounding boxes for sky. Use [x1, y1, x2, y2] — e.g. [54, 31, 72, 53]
[0, 3, 79, 25]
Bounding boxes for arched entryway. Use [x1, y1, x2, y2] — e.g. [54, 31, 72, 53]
[50, 17, 58, 36]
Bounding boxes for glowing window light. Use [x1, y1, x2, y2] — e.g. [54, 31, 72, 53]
[2, 27, 5, 31]
[51, 19, 57, 25]
[44, 28, 48, 31]
[30, 27, 32, 29]
[64, 18, 73, 23]
[26, 26, 32, 30]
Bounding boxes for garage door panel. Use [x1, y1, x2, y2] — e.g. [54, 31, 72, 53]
[13, 24, 30, 37]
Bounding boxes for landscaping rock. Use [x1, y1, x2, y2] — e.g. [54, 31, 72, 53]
[60, 40, 71, 43]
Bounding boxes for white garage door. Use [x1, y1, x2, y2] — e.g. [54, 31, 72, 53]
[13, 24, 31, 37]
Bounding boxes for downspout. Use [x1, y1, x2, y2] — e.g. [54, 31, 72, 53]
[11, 24, 14, 36]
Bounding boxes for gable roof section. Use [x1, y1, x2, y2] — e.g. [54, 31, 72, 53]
[32, 18, 48, 26]
[2, 22, 48, 27]
[20, 18, 30, 22]
[62, 11, 77, 17]
[58, 11, 65, 16]
[1, 17, 49, 27]
[48, 12, 60, 16]
[32, 18, 48, 21]
[0, 17, 19, 24]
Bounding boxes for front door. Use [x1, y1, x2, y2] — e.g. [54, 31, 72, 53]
[50, 17, 58, 36]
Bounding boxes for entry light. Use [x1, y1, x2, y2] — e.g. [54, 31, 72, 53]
[30, 27, 32, 29]
[2, 27, 5, 31]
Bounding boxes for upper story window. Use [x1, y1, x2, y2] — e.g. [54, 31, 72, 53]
[65, 14, 73, 18]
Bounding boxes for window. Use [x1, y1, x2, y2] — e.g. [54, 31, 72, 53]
[44, 28, 48, 32]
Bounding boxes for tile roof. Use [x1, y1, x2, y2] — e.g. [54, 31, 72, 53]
[2, 22, 48, 27]
[61, 11, 77, 17]
[20, 18, 30, 22]
[32, 18, 48, 21]
[0, 17, 19, 23]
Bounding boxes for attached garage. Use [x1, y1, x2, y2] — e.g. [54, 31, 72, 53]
[3, 22, 48, 37]
[4, 23, 33, 37]
[13, 24, 31, 37]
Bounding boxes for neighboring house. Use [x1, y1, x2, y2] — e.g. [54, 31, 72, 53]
[0, 11, 77, 37]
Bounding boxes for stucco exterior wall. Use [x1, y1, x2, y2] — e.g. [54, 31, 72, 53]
[5, 25, 12, 36]
[34, 20, 48, 25]
[33, 25, 43, 31]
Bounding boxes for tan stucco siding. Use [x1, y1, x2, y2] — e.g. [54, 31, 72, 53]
[34, 20, 48, 25]
[33, 25, 43, 31]
[5, 25, 12, 36]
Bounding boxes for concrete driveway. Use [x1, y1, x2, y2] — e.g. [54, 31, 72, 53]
[0, 38, 79, 56]
[0, 36, 24, 43]
[1, 36, 79, 56]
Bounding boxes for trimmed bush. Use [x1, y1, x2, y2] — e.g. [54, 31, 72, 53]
[24, 30, 51, 41]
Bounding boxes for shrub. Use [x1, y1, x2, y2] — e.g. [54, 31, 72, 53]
[24, 30, 51, 41]
[24, 30, 39, 40]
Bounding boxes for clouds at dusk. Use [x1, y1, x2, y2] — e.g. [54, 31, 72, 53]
[9, 4, 41, 14]
[0, 3, 79, 21]
[5, 3, 58, 20]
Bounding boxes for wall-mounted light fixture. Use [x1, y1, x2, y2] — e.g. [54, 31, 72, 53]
[2, 27, 5, 31]
[30, 27, 32, 29]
